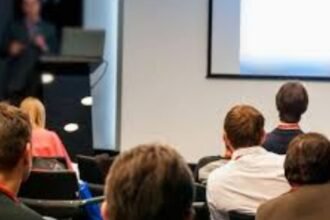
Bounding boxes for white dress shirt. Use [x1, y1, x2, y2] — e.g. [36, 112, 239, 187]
[207, 146, 290, 220]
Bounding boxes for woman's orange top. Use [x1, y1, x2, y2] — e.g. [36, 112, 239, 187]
[31, 128, 73, 170]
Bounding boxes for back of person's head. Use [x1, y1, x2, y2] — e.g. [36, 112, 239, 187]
[20, 97, 45, 129]
[224, 105, 265, 150]
[285, 133, 330, 186]
[102, 144, 194, 220]
[0, 103, 32, 175]
[276, 82, 308, 123]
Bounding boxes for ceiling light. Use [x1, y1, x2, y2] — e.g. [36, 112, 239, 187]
[64, 123, 79, 133]
[81, 96, 93, 106]
[41, 73, 55, 84]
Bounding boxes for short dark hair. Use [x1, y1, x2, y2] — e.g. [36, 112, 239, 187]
[285, 133, 330, 185]
[0, 103, 31, 171]
[105, 144, 194, 220]
[276, 82, 308, 123]
[224, 105, 265, 149]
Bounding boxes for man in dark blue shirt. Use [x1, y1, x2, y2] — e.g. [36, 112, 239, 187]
[263, 82, 308, 154]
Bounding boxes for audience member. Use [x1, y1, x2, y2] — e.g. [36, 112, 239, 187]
[257, 133, 330, 220]
[0, 103, 43, 220]
[263, 82, 308, 154]
[207, 105, 290, 220]
[20, 97, 73, 170]
[4, 0, 57, 104]
[101, 143, 194, 220]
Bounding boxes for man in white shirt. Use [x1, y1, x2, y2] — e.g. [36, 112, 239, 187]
[207, 105, 290, 220]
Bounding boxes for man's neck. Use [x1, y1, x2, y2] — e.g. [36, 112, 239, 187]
[0, 170, 22, 196]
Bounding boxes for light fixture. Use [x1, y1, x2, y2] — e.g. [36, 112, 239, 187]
[81, 96, 93, 106]
[41, 72, 55, 84]
[64, 123, 79, 133]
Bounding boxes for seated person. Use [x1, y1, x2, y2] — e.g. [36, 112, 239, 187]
[257, 133, 330, 220]
[0, 103, 43, 220]
[207, 105, 290, 220]
[4, 0, 57, 104]
[20, 97, 73, 170]
[263, 82, 308, 154]
[101, 143, 194, 220]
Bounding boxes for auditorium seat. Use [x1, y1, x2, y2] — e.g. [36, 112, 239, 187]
[18, 170, 104, 219]
[195, 155, 223, 181]
[77, 155, 104, 183]
[194, 202, 210, 220]
[194, 183, 206, 202]
[188, 163, 197, 174]
[33, 156, 68, 170]
[77, 154, 114, 196]
[19, 170, 78, 200]
[229, 211, 255, 220]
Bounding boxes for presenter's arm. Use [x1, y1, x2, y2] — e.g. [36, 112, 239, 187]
[45, 24, 58, 54]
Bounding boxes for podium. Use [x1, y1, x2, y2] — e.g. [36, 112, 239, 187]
[39, 55, 103, 159]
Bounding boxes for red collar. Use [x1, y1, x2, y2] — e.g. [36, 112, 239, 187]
[0, 182, 18, 203]
[277, 123, 300, 130]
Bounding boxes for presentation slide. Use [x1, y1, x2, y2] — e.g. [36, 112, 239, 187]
[210, 0, 330, 78]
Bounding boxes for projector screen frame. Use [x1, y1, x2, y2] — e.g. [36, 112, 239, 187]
[206, 0, 330, 81]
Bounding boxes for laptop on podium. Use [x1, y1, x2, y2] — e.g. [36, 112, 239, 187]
[41, 28, 106, 63]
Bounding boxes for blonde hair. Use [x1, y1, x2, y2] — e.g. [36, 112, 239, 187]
[20, 97, 46, 129]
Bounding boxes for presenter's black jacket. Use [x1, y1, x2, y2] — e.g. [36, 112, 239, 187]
[0, 192, 43, 220]
[3, 20, 57, 103]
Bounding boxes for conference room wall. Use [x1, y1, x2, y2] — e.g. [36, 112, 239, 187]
[120, 0, 330, 162]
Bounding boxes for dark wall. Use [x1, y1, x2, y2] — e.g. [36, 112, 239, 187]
[14, 0, 83, 32]
[0, 0, 14, 54]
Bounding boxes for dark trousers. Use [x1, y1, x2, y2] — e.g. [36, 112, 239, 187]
[5, 48, 41, 105]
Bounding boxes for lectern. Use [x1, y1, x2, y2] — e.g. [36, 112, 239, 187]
[39, 55, 103, 159]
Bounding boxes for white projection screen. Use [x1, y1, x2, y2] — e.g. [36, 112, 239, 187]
[208, 0, 330, 79]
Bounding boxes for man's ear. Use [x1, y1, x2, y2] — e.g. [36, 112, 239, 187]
[24, 143, 32, 167]
[101, 202, 109, 220]
[260, 129, 266, 145]
[223, 132, 234, 158]
[21, 143, 33, 181]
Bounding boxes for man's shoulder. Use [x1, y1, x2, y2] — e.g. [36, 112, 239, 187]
[259, 148, 286, 161]
[0, 194, 43, 220]
[208, 160, 235, 185]
[257, 192, 290, 219]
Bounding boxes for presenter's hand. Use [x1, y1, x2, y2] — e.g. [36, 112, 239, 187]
[9, 41, 25, 57]
[34, 35, 48, 52]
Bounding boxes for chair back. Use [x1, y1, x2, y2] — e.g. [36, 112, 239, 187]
[94, 149, 120, 157]
[195, 155, 223, 181]
[33, 156, 68, 170]
[188, 163, 197, 174]
[19, 170, 79, 200]
[194, 183, 206, 202]
[193, 202, 210, 220]
[229, 211, 255, 220]
[76, 155, 107, 184]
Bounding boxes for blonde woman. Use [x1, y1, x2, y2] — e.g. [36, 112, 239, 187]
[20, 97, 73, 170]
